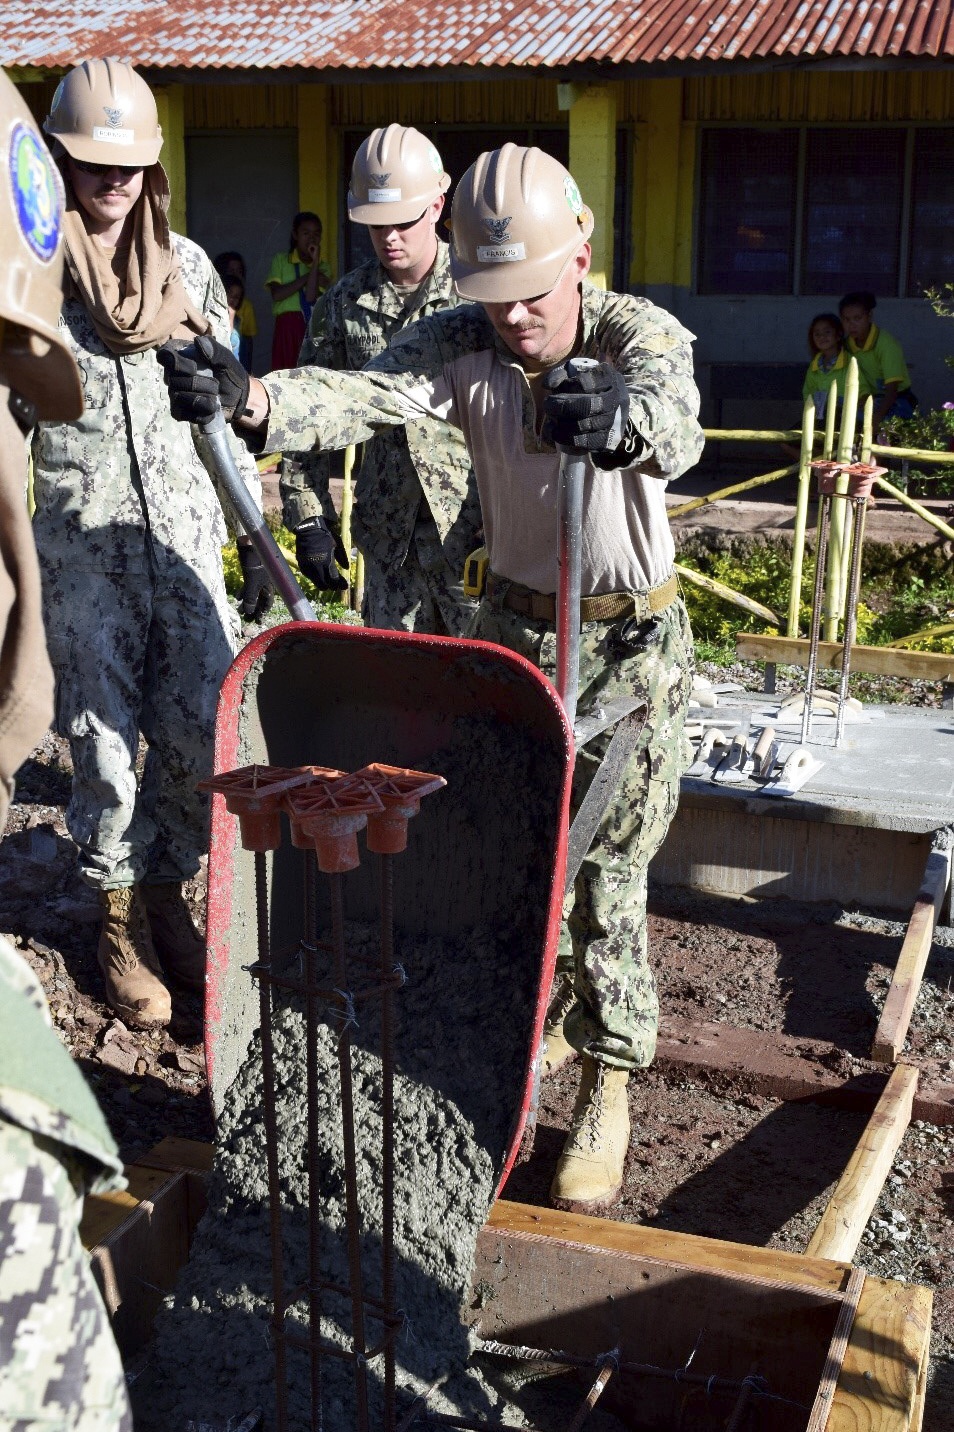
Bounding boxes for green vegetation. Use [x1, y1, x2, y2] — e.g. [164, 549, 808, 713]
[221, 516, 354, 624]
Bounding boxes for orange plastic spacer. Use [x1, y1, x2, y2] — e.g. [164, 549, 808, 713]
[342, 764, 447, 855]
[199, 764, 331, 852]
[283, 777, 384, 872]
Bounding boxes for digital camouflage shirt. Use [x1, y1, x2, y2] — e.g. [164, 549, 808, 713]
[31, 235, 262, 575]
[281, 239, 481, 572]
[264, 284, 703, 594]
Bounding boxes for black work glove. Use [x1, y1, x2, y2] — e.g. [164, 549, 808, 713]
[237, 543, 274, 621]
[157, 334, 251, 425]
[542, 360, 630, 459]
[295, 516, 348, 592]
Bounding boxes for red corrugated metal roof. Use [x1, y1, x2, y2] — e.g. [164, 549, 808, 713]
[5, 0, 954, 72]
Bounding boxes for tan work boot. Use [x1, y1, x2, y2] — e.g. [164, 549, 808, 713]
[540, 974, 578, 1078]
[140, 883, 207, 991]
[550, 1056, 630, 1209]
[98, 887, 172, 1028]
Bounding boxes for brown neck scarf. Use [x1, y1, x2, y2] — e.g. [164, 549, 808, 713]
[62, 163, 210, 356]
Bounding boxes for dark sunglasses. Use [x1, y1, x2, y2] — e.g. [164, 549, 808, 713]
[369, 211, 427, 233]
[71, 158, 144, 178]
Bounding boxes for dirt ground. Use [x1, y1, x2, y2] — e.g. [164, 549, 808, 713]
[2, 733, 951, 1429]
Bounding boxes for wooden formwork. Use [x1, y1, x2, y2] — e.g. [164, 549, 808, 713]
[82, 1133, 931, 1431]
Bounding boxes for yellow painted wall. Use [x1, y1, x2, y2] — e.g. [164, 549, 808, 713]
[568, 85, 617, 289]
[298, 86, 339, 278]
[154, 84, 186, 233]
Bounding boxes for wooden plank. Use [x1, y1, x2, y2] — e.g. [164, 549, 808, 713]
[828, 1278, 932, 1432]
[806, 1266, 866, 1432]
[492, 1200, 853, 1295]
[806, 1064, 918, 1264]
[79, 1165, 173, 1251]
[137, 1135, 216, 1175]
[735, 633, 954, 681]
[873, 849, 952, 1063]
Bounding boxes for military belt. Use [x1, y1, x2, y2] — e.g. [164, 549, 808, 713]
[488, 571, 678, 625]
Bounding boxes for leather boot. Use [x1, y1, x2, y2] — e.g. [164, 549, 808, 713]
[140, 883, 207, 991]
[540, 973, 578, 1079]
[97, 887, 172, 1028]
[550, 1056, 630, 1208]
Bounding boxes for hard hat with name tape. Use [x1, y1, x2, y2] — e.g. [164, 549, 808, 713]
[44, 59, 163, 167]
[348, 124, 450, 225]
[0, 71, 82, 420]
[450, 143, 593, 303]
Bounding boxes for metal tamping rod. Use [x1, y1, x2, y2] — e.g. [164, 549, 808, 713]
[254, 850, 290, 1432]
[800, 488, 832, 746]
[835, 496, 868, 747]
[329, 872, 372, 1432]
[303, 849, 326, 1431]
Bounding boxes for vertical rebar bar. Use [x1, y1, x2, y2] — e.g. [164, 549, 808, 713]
[835, 498, 867, 747]
[303, 850, 324, 1432]
[787, 398, 816, 638]
[379, 854, 397, 1432]
[329, 871, 372, 1432]
[255, 850, 290, 1432]
[800, 492, 831, 747]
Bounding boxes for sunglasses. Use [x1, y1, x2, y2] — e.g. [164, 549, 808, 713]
[369, 212, 427, 233]
[71, 158, 144, 178]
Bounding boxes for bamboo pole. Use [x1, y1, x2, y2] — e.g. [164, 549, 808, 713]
[787, 398, 816, 637]
[873, 475, 954, 541]
[823, 380, 838, 460]
[860, 395, 874, 465]
[667, 464, 796, 518]
[823, 358, 859, 640]
[702, 428, 802, 442]
[870, 443, 954, 465]
[673, 563, 780, 625]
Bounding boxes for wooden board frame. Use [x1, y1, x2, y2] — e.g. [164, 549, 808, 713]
[734, 633, 954, 683]
[873, 848, 952, 1064]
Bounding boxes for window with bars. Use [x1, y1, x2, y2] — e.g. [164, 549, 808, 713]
[697, 126, 954, 298]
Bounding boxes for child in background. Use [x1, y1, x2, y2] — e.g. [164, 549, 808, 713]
[214, 251, 258, 370]
[224, 275, 244, 359]
[266, 212, 331, 368]
[839, 290, 917, 428]
[803, 312, 859, 418]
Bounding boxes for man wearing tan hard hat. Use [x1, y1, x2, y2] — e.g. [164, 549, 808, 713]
[0, 70, 130, 1429]
[280, 124, 480, 634]
[161, 142, 703, 1210]
[35, 58, 263, 1030]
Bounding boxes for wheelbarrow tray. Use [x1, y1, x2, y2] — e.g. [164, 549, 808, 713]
[204, 620, 573, 1194]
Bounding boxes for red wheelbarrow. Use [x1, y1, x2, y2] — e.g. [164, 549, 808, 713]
[204, 620, 574, 1194]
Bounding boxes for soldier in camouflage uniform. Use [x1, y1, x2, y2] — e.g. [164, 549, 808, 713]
[162, 144, 702, 1209]
[282, 124, 479, 634]
[33, 60, 264, 1029]
[0, 72, 130, 1429]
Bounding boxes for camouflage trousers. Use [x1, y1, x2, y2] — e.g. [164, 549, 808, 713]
[40, 552, 237, 890]
[362, 512, 475, 638]
[472, 589, 693, 1071]
[0, 1123, 131, 1432]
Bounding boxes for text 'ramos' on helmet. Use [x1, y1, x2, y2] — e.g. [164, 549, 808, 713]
[449, 143, 594, 303]
[348, 124, 450, 225]
[0, 72, 82, 420]
[43, 59, 163, 167]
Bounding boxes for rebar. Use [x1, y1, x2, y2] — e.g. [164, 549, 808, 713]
[379, 853, 398, 1432]
[303, 850, 325, 1432]
[254, 851, 289, 1432]
[329, 871, 372, 1432]
[563, 1352, 618, 1432]
[724, 1364, 761, 1432]
[834, 497, 867, 747]
[800, 491, 831, 746]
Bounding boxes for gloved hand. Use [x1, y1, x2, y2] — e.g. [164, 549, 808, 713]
[542, 361, 630, 456]
[237, 543, 274, 621]
[295, 516, 348, 592]
[157, 334, 251, 424]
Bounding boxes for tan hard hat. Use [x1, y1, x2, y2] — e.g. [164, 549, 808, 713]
[0, 73, 81, 421]
[450, 143, 594, 303]
[44, 59, 163, 167]
[348, 124, 450, 225]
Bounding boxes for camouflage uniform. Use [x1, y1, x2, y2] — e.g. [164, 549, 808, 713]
[262, 284, 702, 1071]
[31, 237, 258, 890]
[280, 240, 481, 635]
[0, 937, 130, 1430]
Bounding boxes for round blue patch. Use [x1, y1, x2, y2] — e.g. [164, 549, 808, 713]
[10, 121, 60, 264]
